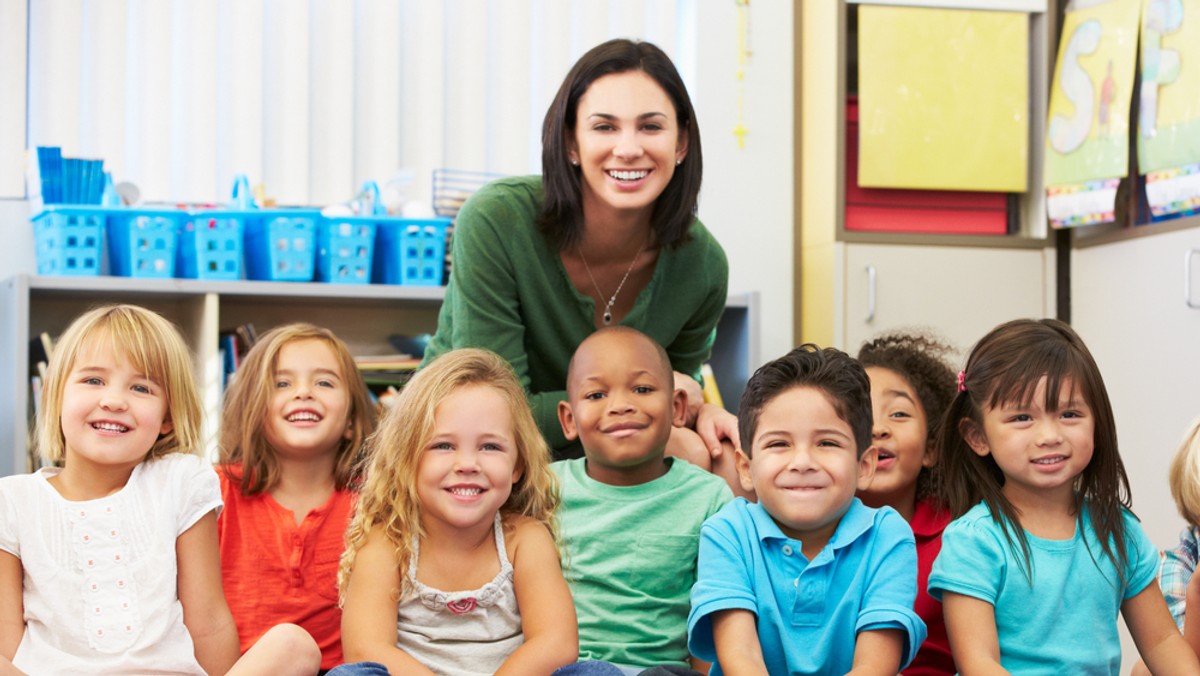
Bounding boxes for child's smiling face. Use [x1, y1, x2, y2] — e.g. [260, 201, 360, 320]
[263, 338, 352, 461]
[558, 330, 685, 486]
[736, 386, 876, 558]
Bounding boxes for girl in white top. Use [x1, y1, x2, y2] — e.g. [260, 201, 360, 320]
[0, 304, 320, 676]
[336, 348, 578, 675]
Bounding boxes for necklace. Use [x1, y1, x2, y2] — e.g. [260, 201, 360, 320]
[579, 237, 648, 326]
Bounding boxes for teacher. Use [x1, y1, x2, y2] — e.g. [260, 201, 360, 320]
[422, 38, 736, 467]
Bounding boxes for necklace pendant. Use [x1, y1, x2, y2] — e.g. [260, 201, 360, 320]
[603, 310, 613, 325]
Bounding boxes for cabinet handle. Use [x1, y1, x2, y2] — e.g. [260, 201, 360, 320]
[866, 265, 877, 323]
[1188, 249, 1200, 309]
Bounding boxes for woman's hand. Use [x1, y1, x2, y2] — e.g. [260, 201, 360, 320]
[673, 370, 705, 427]
[695, 403, 740, 459]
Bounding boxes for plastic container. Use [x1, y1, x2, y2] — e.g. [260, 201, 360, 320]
[31, 207, 105, 276]
[316, 217, 375, 283]
[107, 209, 179, 278]
[177, 210, 243, 280]
[373, 217, 452, 286]
[243, 211, 319, 282]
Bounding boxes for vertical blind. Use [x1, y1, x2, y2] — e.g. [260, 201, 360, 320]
[27, 0, 691, 208]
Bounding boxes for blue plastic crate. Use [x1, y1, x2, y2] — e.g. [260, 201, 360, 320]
[244, 211, 319, 282]
[177, 211, 243, 280]
[107, 210, 179, 278]
[316, 217, 375, 284]
[373, 217, 451, 286]
[32, 207, 104, 276]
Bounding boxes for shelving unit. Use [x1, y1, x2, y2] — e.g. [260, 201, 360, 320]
[0, 274, 759, 476]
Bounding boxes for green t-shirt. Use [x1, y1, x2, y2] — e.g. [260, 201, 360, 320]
[422, 176, 729, 453]
[551, 457, 734, 668]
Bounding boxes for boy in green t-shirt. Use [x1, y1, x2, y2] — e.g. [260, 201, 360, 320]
[552, 327, 733, 674]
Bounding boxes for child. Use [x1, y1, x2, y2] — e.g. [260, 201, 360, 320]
[928, 318, 1199, 673]
[688, 344, 926, 675]
[552, 327, 733, 673]
[217, 323, 377, 670]
[334, 348, 577, 675]
[1159, 417, 1200, 655]
[857, 331, 956, 675]
[0, 305, 318, 675]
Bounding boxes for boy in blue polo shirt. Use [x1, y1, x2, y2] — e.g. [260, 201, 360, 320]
[687, 344, 926, 675]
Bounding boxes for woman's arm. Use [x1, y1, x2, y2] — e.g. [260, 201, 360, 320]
[941, 592, 1010, 675]
[1124, 582, 1200, 674]
[176, 510, 241, 676]
[847, 629, 903, 675]
[496, 518, 577, 675]
[0, 551, 25, 670]
[711, 609, 767, 675]
[341, 527, 436, 676]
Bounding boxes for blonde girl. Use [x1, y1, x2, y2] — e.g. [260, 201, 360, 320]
[335, 348, 577, 676]
[217, 323, 376, 670]
[1161, 418, 1200, 658]
[0, 304, 317, 675]
[928, 318, 1198, 674]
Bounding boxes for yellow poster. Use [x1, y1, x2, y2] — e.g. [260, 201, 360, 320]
[1139, 0, 1200, 173]
[857, 6, 1028, 192]
[1044, 0, 1141, 186]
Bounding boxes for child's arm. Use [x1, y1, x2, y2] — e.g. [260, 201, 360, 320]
[941, 592, 1010, 675]
[711, 608, 767, 675]
[1123, 582, 1200, 674]
[0, 551, 26, 674]
[177, 510, 241, 676]
[341, 526, 436, 676]
[495, 517, 577, 675]
[1186, 564, 1200, 658]
[847, 629, 904, 675]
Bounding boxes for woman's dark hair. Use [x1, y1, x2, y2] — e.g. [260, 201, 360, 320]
[539, 38, 702, 251]
[936, 318, 1131, 585]
[858, 331, 957, 502]
[738, 344, 873, 459]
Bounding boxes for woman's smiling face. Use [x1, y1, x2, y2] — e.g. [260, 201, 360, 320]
[569, 69, 688, 222]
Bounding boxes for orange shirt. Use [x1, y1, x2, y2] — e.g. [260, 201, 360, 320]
[217, 468, 355, 670]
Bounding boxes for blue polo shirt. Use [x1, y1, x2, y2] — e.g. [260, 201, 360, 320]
[688, 497, 925, 675]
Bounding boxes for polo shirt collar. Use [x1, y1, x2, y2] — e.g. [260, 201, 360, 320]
[747, 497, 874, 552]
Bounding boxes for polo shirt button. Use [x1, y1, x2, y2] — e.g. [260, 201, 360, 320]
[782, 545, 793, 556]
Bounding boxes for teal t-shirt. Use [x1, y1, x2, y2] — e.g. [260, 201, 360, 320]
[552, 457, 733, 668]
[423, 176, 729, 452]
[929, 501, 1158, 675]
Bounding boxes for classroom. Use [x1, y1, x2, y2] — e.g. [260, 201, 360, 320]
[1, 1, 1199, 674]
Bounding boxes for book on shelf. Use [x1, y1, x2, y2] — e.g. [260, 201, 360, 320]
[29, 332, 54, 375]
[355, 354, 419, 371]
[701, 363, 724, 410]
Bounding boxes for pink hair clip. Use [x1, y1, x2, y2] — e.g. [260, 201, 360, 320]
[957, 370, 967, 393]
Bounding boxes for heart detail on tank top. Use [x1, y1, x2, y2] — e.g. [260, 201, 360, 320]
[446, 598, 477, 615]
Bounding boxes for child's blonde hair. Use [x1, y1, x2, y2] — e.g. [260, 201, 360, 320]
[1169, 417, 1200, 527]
[218, 323, 376, 495]
[338, 348, 559, 600]
[37, 304, 202, 463]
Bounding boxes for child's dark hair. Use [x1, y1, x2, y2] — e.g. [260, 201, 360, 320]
[858, 331, 957, 501]
[738, 344, 872, 458]
[937, 318, 1131, 583]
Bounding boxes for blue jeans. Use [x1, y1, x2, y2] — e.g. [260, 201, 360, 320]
[553, 663, 703, 676]
[325, 663, 390, 676]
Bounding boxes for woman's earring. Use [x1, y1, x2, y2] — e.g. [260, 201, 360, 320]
[570, 157, 579, 166]
[676, 159, 682, 165]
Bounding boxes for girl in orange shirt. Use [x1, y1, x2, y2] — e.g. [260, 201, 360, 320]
[217, 323, 377, 671]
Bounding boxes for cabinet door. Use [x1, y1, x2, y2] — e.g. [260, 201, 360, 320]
[1073, 228, 1200, 549]
[0, 0, 27, 197]
[842, 243, 1052, 352]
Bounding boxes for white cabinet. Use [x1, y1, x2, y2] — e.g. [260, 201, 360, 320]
[1072, 224, 1200, 549]
[837, 242, 1055, 352]
[0, 274, 758, 476]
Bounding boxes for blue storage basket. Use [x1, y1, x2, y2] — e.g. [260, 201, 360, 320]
[373, 217, 451, 286]
[316, 218, 375, 283]
[177, 211, 243, 280]
[107, 210, 178, 278]
[244, 211, 319, 282]
[32, 207, 104, 276]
